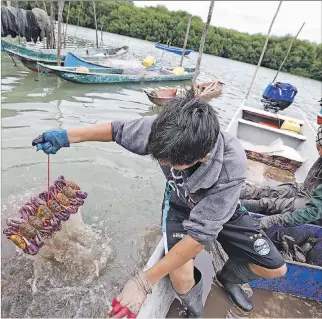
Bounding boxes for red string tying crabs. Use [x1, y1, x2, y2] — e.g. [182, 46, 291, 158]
[3, 176, 88, 255]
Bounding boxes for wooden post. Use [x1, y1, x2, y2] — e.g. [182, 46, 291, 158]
[63, 1, 71, 48]
[57, 0, 65, 66]
[245, 1, 282, 100]
[180, 15, 192, 67]
[50, 2, 55, 49]
[100, 19, 104, 48]
[77, 6, 81, 27]
[272, 21, 305, 82]
[192, 0, 215, 86]
[93, 1, 99, 49]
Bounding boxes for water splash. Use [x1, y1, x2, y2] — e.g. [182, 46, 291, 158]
[2, 211, 113, 318]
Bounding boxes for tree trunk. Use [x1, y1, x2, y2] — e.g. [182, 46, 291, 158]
[93, 1, 99, 49]
[63, 1, 71, 48]
[57, 0, 65, 66]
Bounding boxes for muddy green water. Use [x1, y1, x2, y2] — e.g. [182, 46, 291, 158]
[1, 25, 321, 318]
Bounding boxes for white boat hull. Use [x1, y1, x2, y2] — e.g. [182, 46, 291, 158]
[138, 99, 319, 317]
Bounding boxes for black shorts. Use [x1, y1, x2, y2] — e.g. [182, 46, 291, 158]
[162, 202, 285, 269]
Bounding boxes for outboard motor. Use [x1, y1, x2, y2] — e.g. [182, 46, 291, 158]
[261, 82, 298, 113]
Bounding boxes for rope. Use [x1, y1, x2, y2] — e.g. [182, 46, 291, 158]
[47, 154, 50, 204]
[245, 1, 283, 100]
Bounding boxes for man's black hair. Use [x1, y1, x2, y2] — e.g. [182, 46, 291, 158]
[148, 88, 220, 166]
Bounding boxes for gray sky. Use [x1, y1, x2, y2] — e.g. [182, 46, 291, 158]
[134, 1, 321, 43]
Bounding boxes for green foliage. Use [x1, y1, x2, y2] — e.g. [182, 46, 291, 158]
[10, 1, 322, 81]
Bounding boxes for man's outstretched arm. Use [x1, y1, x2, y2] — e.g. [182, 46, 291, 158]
[32, 116, 156, 155]
[67, 123, 113, 143]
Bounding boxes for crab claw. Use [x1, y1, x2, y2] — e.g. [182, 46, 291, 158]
[49, 218, 59, 227]
[26, 200, 38, 210]
[3, 226, 18, 236]
[76, 191, 87, 200]
[33, 234, 44, 247]
[67, 180, 80, 191]
[24, 239, 40, 255]
[6, 218, 24, 228]
[60, 212, 70, 221]
[65, 206, 78, 214]
[31, 197, 46, 207]
[69, 198, 78, 206]
[76, 198, 84, 206]
[54, 180, 64, 192]
[19, 206, 32, 219]
[49, 186, 57, 198]
[38, 191, 50, 202]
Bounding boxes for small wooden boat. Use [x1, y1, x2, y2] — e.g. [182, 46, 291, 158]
[63, 52, 154, 70]
[1, 39, 129, 72]
[144, 80, 224, 107]
[36, 62, 195, 84]
[155, 43, 194, 56]
[225, 98, 321, 295]
[138, 4, 321, 316]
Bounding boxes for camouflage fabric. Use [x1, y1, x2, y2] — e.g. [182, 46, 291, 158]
[241, 156, 322, 215]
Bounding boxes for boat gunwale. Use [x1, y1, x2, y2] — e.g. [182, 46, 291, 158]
[5, 48, 59, 64]
[37, 62, 195, 79]
[250, 213, 322, 270]
[2, 41, 129, 63]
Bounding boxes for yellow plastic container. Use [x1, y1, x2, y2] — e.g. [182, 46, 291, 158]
[172, 67, 185, 75]
[76, 66, 89, 73]
[281, 119, 301, 133]
[142, 56, 155, 68]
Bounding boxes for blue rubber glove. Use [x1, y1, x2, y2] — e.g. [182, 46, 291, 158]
[32, 129, 70, 154]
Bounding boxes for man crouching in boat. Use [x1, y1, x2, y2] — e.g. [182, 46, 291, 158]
[240, 125, 322, 227]
[32, 90, 287, 318]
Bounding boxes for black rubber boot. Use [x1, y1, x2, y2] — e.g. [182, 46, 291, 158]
[215, 259, 261, 313]
[177, 267, 204, 318]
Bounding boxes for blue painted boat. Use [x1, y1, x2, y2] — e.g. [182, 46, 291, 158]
[1, 39, 129, 72]
[155, 43, 194, 56]
[64, 52, 155, 70]
[37, 62, 195, 84]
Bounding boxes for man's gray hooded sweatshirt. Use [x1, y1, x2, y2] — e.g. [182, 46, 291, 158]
[112, 115, 248, 245]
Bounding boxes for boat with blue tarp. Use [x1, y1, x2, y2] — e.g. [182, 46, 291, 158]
[63, 52, 156, 70]
[155, 43, 194, 56]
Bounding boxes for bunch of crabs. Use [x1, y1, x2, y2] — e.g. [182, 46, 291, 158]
[3, 176, 87, 255]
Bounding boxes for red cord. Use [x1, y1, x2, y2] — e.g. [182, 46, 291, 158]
[47, 154, 50, 205]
